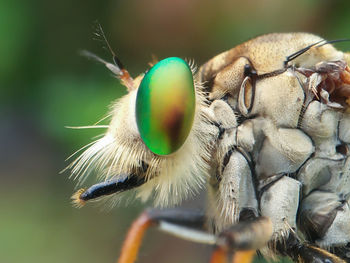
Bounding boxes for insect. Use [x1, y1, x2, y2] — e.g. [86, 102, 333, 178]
[68, 29, 350, 263]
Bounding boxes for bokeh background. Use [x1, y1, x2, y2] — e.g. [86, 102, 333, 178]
[1, 0, 350, 262]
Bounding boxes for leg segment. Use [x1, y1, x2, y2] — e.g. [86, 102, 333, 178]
[210, 216, 273, 263]
[118, 208, 272, 263]
[118, 208, 214, 263]
[118, 212, 152, 263]
[259, 176, 345, 262]
[260, 176, 301, 240]
[275, 233, 345, 263]
[299, 191, 350, 261]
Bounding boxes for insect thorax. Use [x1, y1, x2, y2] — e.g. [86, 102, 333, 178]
[199, 33, 350, 252]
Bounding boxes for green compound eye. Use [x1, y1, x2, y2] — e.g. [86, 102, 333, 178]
[136, 57, 196, 155]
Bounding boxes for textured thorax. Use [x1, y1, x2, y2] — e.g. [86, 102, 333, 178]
[199, 33, 350, 250]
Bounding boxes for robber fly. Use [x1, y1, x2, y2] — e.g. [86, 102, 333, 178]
[68, 28, 350, 263]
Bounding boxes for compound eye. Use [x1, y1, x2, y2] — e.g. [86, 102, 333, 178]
[136, 57, 196, 155]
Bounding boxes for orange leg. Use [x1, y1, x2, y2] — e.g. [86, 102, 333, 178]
[117, 210, 347, 263]
[117, 209, 209, 263]
[118, 211, 270, 263]
[117, 212, 153, 263]
[232, 250, 256, 263]
[210, 247, 228, 263]
[209, 248, 256, 263]
[210, 217, 272, 263]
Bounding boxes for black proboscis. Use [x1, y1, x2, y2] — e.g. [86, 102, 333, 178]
[80, 174, 145, 201]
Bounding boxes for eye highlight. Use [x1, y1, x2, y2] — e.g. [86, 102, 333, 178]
[136, 57, 196, 155]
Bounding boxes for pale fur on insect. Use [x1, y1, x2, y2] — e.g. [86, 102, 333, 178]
[69, 66, 217, 207]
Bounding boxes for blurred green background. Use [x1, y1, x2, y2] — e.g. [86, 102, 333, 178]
[1, 0, 350, 262]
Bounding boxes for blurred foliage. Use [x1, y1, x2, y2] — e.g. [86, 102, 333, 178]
[1, 0, 350, 262]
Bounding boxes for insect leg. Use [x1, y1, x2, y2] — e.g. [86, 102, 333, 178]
[260, 176, 301, 239]
[277, 233, 345, 263]
[264, 185, 346, 262]
[118, 211, 152, 263]
[145, 208, 213, 244]
[118, 209, 272, 263]
[299, 191, 350, 262]
[117, 208, 213, 263]
[297, 244, 345, 263]
[211, 217, 273, 263]
[207, 144, 270, 263]
[276, 233, 345, 263]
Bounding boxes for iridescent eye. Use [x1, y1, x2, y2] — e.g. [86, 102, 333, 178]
[136, 57, 196, 155]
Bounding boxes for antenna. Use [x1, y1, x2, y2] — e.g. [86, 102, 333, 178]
[80, 23, 134, 91]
